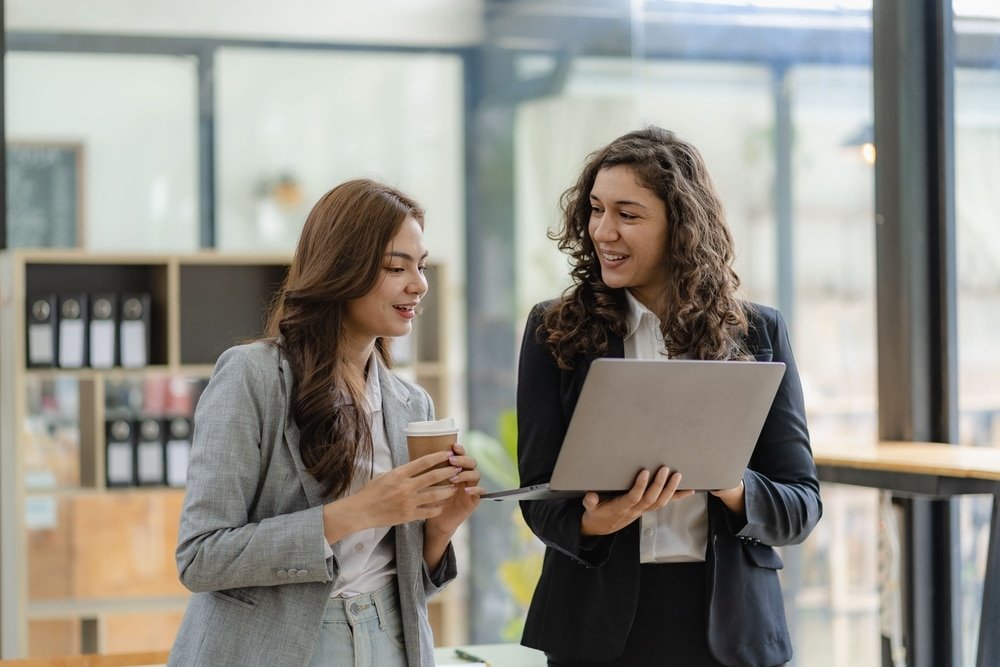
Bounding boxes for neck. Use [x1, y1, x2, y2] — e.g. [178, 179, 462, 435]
[628, 287, 669, 314]
[342, 334, 376, 371]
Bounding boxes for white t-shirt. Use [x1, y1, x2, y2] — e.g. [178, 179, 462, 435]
[623, 290, 709, 563]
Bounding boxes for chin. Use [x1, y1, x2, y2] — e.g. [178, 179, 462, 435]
[600, 273, 629, 290]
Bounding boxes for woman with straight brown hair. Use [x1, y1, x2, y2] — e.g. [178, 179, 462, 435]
[169, 178, 482, 667]
[517, 127, 822, 666]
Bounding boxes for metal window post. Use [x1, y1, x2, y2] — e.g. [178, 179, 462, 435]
[873, 1, 959, 666]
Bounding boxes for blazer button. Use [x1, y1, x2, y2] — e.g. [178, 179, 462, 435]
[277, 570, 289, 579]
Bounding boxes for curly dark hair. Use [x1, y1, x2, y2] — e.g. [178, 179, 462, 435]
[542, 126, 752, 369]
[264, 178, 425, 500]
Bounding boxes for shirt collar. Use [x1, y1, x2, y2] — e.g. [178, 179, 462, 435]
[624, 289, 660, 339]
[364, 353, 382, 414]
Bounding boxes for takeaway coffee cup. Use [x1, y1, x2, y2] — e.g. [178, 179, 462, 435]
[405, 417, 460, 485]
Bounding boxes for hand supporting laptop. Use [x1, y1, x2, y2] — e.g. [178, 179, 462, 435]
[580, 466, 694, 536]
[709, 478, 747, 516]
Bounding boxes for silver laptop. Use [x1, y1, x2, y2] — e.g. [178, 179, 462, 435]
[483, 358, 786, 501]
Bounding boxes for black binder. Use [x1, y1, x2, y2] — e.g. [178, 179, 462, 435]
[119, 293, 151, 368]
[105, 418, 136, 487]
[57, 293, 88, 369]
[136, 418, 166, 486]
[165, 417, 193, 487]
[26, 293, 58, 368]
[89, 293, 118, 369]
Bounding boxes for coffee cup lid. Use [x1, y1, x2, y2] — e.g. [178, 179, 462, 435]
[404, 416, 458, 436]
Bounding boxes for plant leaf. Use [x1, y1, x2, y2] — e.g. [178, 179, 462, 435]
[497, 409, 518, 466]
[464, 430, 519, 489]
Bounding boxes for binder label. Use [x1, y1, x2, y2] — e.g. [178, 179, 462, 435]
[137, 441, 165, 484]
[166, 439, 191, 487]
[107, 441, 134, 485]
[121, 320, 148, 368]
[58, 318, 86, 368]
[90, 319, 116, 369]
[28, 324, 54, 365]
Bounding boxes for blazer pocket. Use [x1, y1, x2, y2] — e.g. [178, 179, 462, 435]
[211, 588, 258, 609]
[743, 542, 784, 570]
[753, 349, 774, 363]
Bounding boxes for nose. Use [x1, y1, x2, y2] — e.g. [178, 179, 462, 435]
[590, 214, 619, 243]
[408, 269, 428, 297]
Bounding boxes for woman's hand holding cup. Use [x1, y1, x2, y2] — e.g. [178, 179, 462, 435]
[405, 418, 483, 537]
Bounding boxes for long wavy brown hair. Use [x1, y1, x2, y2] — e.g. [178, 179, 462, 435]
[264, 178, 425, 500]
[542, 126, 752, 369]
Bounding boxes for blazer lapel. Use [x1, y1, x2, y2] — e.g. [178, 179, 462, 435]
[609, 331, 625, 359]
[566, 332, 626, 413]
[277, 352, 326, 507]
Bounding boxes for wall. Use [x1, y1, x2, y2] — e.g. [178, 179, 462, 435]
[5, 0, 483, 46]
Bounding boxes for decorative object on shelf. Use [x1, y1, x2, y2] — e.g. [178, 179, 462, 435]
[253, 172, 305, 243]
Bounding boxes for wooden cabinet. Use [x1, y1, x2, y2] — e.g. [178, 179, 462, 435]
[0, 250, 456, 657]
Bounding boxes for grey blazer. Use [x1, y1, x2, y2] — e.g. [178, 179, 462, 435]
[168, 341, 456, 667]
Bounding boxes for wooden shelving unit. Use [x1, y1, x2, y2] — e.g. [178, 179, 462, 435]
[0, 250, 457, 658]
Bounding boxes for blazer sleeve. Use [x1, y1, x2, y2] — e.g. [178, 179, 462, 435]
[727, 306, 823, 546]
[516, 304, 617, 567]
[176, 346, 331, 592]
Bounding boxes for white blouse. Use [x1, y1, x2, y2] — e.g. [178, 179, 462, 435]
[623, 290, 709, 563]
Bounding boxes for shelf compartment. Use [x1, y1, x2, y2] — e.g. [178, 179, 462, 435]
[27, 618, 95, 657]
[178, 263, 288, 365]
[22, 376, 94, 491]
[25, 262, 170, 367]
[27, 490, 187, 603]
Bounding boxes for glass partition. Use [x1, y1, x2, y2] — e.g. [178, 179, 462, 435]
[787, 64, 878, 667]
[5, 52, 199, 250]
[954, 6, 1000, 661]
[214, 47, 464, 260]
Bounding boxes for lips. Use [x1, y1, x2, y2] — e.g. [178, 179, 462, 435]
[393, 303, 419, 318]
[599, 250, 629, 263]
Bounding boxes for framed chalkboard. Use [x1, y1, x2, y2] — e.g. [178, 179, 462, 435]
[6, 142, 84, 248]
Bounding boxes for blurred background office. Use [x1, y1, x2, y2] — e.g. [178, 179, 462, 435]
[1, 1, 998, 665]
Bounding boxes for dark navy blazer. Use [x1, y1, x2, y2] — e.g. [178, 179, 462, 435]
[517, 301, 822, 667]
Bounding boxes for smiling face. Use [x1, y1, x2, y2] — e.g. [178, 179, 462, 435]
[342, 215, 428, 362]
[588, 165, 670, 310]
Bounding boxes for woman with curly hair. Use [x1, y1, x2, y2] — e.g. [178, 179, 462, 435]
[169, 178, 482, 666]
[517, 127, 821, 667]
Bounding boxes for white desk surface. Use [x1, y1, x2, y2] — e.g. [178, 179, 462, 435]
[0, 644, 545, 667]
[434, 642, 546, 666]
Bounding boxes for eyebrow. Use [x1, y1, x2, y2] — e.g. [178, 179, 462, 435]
[589, 193, 649, 209]
[385, 250, 429, 261]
